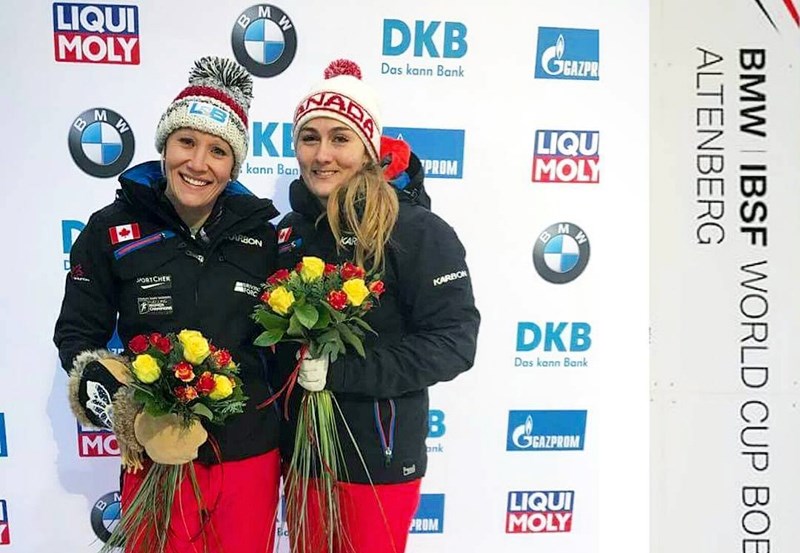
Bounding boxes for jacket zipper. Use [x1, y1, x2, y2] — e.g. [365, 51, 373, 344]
[113, 230, 175, 260]
[373, 399, 396, 467]
[185, 249, 205, 306]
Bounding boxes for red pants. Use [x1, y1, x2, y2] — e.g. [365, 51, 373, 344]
[289, 478, 422, 553]
[121, 449, 280, 553]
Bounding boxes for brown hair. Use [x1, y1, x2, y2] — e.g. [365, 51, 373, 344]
[326, 160, 399, 272]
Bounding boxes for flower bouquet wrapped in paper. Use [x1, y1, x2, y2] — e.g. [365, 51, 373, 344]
[103, 330, 246, 553]
[253, 256, 385, 551]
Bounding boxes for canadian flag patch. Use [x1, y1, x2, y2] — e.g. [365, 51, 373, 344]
[278, 227, 292, 244]
[109, 223, 141, 245]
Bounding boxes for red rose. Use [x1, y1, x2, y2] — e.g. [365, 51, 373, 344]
[196, 371, 215, 395]
[340, 262, 365, 280]
[174, 386, 187, 402]
[267, 268, 291, 285]
[209, 343, 218, 353]
[260, 290, 271, 304]
[128, 335, 149, 354]
[148, 332, 163, 346]
[174, 361, 195, 383]
[324, 263, 338, 276]
[295, 262, 304, 273]
[327, 289, 348, 311]
[155, 336, 172, 354]
[369, 280, 385, 297]
[214, 349, 232, 367]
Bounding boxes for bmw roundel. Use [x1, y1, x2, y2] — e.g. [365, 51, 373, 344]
[231, 5, 297, 78]
[533, 222, 590, 284]
[68, 108, 135, 178]
[90, 491, 121, 543]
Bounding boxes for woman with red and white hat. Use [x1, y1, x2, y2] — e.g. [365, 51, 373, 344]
[55, 56, 282, 552]
[272, 59, 481, 553]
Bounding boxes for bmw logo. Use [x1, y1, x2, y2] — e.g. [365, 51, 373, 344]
[231, 5, 297, 78]
[90, 491, 121, 543]
[533, 222, 590, 284]
[68, 108, 135, 178]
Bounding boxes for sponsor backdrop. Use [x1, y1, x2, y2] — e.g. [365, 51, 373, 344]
[651, 0, 800, 552]
[0, 1, 647, 551]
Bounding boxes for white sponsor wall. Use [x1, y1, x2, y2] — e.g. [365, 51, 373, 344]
[0, 1, 647, 551]
[651, 1, 800, 552]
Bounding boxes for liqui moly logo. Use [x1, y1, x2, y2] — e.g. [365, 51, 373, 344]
[53, 3, 140, 64]
[532, 130, 599, 183]
[506, 490, 575, 533]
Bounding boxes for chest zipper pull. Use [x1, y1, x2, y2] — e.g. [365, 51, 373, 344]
[384, 448, 393, 467]
[185, 250, 204, 264]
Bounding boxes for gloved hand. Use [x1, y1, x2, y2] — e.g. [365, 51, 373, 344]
[133, 412, 208, 465]
[297, 351, 329, 392]
[71, 353, 133, 430]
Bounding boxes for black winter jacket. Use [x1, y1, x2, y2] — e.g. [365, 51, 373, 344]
[54, 161, 281, 463]
[274, 154, 480, 484]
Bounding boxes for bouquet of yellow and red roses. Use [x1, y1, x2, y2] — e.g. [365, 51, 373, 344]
[252, 256, 385, 552]
[103, 329, 246, 553]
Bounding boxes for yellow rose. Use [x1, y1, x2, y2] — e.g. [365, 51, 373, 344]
[300, 256, 325, 282]
[268, 286, 296, 315]
[342, 278, 370, 307]
[178, 329, 210, 364]
[209, 374, 234, 400]
[131, 354, 161, 383]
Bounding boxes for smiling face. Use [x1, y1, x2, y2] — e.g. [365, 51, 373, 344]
[163, 128, 234, 228]
[295, 117, 368, 204]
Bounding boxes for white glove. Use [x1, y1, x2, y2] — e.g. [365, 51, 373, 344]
[297, 352, 329, 392]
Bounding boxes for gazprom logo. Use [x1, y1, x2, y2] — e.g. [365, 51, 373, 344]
[410, 494, 445, 534]
[535, 27, 599, 81]
[506, 410, 587, 451]
[383, 127, 465, 179]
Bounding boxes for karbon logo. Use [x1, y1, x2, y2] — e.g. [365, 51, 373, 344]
[533, 130, 599, 183]
[53, 3, 139, 65]
[91, 492, 121, 543]
[381, 19, 467, 78]
[535, 27, 599, 81]
[506, 410, 587, 451]
[383, 127, 465, 179]
[533, 223, 590, 284]
[68, 108, 135, 178]
[77, 421, 120, 457]
[507, 490, 575, 533]
[410, 494, 445, 534]
[232, 4, 297, 78]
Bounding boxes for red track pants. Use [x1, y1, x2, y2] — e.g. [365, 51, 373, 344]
[121, 449, 281, 553]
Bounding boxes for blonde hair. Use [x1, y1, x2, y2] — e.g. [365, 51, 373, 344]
[326, 160, 399, 272]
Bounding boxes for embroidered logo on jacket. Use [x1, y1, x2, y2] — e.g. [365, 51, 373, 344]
[278, 227, 292, 244]
[108, 223, 140, 245]
[135, 275, 171, 291]
[229, 234, 263, 248]
[234, 281, 260, 298]
[432, 270, 468, 286]
[137, 296, 173, 315]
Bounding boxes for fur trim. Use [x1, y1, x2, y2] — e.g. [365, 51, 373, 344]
[67, 349, 129, 428]
[112, 387, 145, 472]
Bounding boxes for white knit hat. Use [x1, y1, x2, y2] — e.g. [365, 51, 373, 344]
[293, 60, 382, 161]
[155, 56, 253, 180]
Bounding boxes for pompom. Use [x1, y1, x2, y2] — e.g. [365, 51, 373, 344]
[188, 56, 254, 109]
[324, 59, 362, 80]
[380, 136, 411, 181]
